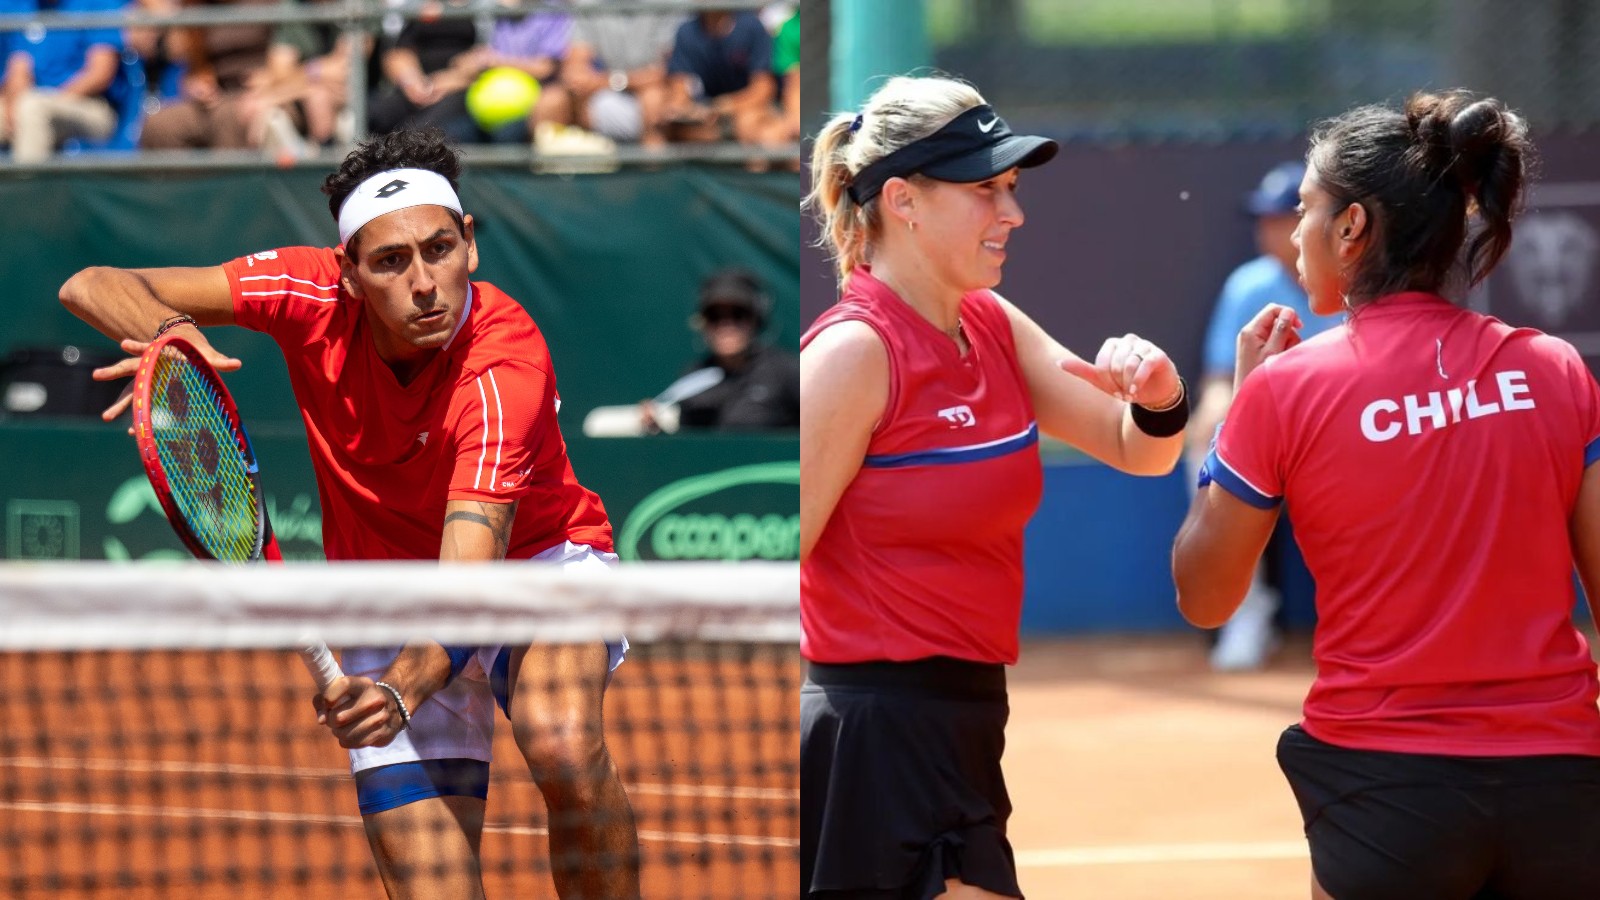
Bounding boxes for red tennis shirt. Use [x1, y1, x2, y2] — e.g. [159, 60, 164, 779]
[223, 246, 611, 561]
[1213, 293, 1600, 756]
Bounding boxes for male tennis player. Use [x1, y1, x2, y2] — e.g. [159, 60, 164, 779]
[58, 128, 640, 900]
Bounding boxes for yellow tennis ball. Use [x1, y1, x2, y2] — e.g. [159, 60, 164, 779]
[466, 67, 541, 131]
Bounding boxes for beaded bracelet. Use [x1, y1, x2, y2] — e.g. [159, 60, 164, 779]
[373, 681, 412, 730]
[152, 314, 197, 340]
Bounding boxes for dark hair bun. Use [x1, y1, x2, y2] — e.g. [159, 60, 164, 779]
[1405, 93, 1454, 171]
[1448, 98, 1513, 192]
[1402, 92, 1527, 200]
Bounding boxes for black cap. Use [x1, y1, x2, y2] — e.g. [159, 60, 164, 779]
[694, 268, 769, 328]
[848, 105, 1058, 206]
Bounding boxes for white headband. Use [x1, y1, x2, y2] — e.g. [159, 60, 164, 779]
[336, 168, 464, 247]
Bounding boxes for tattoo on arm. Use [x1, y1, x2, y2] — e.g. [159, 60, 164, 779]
[443, 501, 518, 559]
[442, 511, 492, 529]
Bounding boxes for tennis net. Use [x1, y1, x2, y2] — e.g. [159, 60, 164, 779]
[0, 561, 799, 900]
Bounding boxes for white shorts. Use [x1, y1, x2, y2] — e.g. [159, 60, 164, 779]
[344, 541, 626, 774]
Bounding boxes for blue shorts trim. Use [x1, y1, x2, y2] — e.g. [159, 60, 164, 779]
[353, 758, 490, 816]
[490, 646, 514, 716]
[442, 645, 477, 681]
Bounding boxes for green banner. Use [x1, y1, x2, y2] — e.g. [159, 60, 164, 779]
[1, 165, 800, 424]
[616, 460, 800, 562]
[0, 420, 797, 563]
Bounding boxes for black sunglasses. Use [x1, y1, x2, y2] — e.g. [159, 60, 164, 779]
[701, 305, 755, 324]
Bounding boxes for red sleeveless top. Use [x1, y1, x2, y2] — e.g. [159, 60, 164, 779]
[801, 267, 1042, 664]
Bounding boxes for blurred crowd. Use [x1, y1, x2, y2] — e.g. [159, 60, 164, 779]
[0, 0, 799, 162]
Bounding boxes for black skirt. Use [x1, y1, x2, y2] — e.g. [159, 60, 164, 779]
[801, 657, 1021, 899]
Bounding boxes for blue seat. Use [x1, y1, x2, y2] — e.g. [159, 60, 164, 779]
[60, 48, 146, 154]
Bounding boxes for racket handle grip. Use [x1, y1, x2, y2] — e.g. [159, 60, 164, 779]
[299, 641, 344, 691]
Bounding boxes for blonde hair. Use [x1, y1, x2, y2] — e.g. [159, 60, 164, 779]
[803, 75, 986, 282]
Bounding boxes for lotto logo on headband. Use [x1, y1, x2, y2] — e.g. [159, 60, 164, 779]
[337, 168, 463, 247]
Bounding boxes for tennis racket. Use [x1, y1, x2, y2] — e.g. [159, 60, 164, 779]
[130, 331, 344, 691]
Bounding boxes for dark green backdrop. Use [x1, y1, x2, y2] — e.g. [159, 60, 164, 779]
[0, 422, 797, 563]
[5, 165, 799, 421]
[1, 165, 799, 561]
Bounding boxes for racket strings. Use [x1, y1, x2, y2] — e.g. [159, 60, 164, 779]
[149, 353, 260, 561]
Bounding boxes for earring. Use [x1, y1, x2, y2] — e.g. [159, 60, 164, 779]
[907, 220, 917, 233]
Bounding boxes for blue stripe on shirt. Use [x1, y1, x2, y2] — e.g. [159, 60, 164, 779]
[1587, 436, 1600, 468]
[864, 422, 1039, 468]
[1206, 447, 1280, 510]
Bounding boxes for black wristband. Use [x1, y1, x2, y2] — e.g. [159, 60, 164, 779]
[1131, 379, 1189, 437]
[153, 314, 196, 340]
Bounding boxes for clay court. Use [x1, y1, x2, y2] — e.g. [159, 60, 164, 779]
[0, 630, 1311, 900]
[1005, 634, 1319, 900]
[8, 628, 1598, 899]
[0, 642, 800, 899]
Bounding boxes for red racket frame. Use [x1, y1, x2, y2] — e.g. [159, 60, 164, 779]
[130, 332, 281, 563]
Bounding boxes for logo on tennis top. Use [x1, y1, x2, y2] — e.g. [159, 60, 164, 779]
[977, 117, 999, 133]
[938, 405, 978, 428]
[375, 179, 410, 199]
[415, 431, 429, 445]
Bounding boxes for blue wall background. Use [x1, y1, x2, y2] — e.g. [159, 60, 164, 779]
[1021, 454, 1317, 633]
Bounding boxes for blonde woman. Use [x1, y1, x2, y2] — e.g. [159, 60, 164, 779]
[800, 75, 1189, 899]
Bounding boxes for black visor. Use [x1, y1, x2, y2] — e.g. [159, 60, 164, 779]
[847, 105, 1058, 206]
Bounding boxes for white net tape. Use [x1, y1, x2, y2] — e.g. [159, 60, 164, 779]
[0, 561, 799, 649]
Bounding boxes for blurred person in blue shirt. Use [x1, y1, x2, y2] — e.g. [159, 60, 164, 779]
[663, 9, 784, 151]
[1191, 161, 1345, 671]
[0, 0, 124, 163]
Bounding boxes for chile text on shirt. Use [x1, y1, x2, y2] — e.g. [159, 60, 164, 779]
[1360, 370, 1536, 442]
